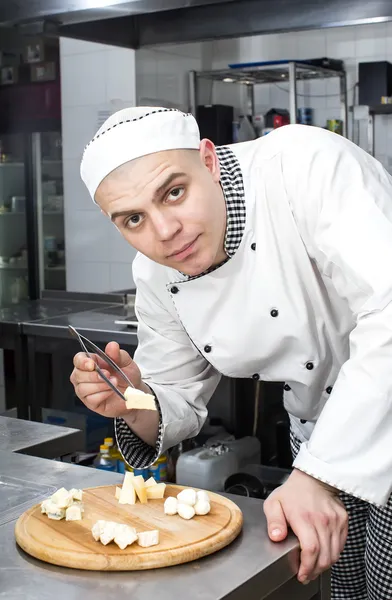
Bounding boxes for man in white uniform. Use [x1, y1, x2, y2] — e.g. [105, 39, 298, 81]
[71, 107, 392, 598]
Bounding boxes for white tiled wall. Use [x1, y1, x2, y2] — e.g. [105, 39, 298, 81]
[60, 38, 138, 293]
[205, 23, 392, 169]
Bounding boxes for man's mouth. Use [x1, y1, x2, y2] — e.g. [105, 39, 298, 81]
[168, 236, 199, 261]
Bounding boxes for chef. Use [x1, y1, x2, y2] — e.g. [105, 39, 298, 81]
[71, 106, 392, 598]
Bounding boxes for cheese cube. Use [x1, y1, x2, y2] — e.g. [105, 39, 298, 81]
[133, 476, 148, 504]
[92, 520, 106, 542]
[119, 486, 136, 505]
[51, 487, 73, 508]
[69, 488, 83, 502]
[146, 483, 166, 500]
[137, 530, 160, 548]
[65, 504, 83, 521]
[124, 387, 156, 411]
[44, 500, 66, 520]
[99, 521, 118, 546]
[114, 524, 138, 550]
[144, 477, 157, 489]
[115, 486, 122, 500]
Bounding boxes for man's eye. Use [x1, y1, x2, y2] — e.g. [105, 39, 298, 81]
[125, 214, 143, 228]
[167, 187, 185, 201]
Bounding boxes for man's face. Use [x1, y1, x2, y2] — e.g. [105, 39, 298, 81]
[95, 141, 227, 276]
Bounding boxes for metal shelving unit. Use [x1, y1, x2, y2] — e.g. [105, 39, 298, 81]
[189, 60, 348, 137]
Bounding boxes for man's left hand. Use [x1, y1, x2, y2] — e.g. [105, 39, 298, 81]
[263, 468, 348, 584]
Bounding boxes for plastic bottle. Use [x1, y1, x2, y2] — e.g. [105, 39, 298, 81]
[104, 437, 126, 473]
[93, 444, 117, 471]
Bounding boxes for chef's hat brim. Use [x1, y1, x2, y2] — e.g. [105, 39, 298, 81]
[80, 107, 200, 201]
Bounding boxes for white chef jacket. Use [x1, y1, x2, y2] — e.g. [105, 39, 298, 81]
[130, 124, 392, 506]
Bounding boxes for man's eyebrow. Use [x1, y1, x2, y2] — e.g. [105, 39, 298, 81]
[110, 171, 187, 222]
[153, 172, 187, 199]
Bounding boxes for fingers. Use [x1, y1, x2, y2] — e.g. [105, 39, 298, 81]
[263, 497, 288, 542]
[292, 520, 320, 584]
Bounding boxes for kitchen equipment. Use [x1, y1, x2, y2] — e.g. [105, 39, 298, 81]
[196, 104, 234, 145]
[176, 444, 239, 491]
[224, 464, 291, 499]
[205, 435, 261, 468]
[14, 483, 243, 570]
[68, 325, 135, 401]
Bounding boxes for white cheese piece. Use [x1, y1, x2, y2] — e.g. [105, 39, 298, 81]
[177, 503, 195, 520]
[164, 496, 178, 515]
[114, 524, 138, 550]
[177, 489, 197, 506]
[92, 520, 107, 542]
[137, 530, 160, 548]
[41, 498, 52, 514]
[69, 488, 83, 502]
[44, 500, 66, 521]
[124, 387, 157, 411]
[51, 487, 73, 508]
[115, 486, 122, 500]
[65, 504, 83, 521]
[99, 521, 119, 546]
[194, 500, 211, 516]
[196, 490, 210, 505]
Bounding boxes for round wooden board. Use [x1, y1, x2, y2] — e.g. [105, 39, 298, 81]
[15, 484, 243, 571]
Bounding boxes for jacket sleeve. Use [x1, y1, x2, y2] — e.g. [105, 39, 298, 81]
[283, 127, 392, 505]
[116, 257, 221, 466]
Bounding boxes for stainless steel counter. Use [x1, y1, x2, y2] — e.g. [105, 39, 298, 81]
[0, 416, 83, 458]
[22, 304, 138, 345]
[0, 451, 330, 600]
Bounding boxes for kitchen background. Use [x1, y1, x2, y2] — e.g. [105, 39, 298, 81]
[0, 18, 391, 489]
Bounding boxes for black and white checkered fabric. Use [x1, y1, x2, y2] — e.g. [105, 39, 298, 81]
[115, 146, 246, 468]
[290, 430, 392, 600]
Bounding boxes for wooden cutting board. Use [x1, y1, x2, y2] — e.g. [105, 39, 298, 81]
[15, 484, 243, 571]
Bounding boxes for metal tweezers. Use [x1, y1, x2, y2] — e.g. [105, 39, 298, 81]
[68, 325, 134, 402]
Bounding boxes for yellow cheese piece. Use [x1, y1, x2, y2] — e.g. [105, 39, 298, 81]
[146, 483, 166, 500]
[121, 471, 135, 492]
[115, 486, 122, 500]
[144, 477, 157, 489]
[118, 482, 136, 505]
[132, 475, 148, 504]
[124, 387, 156, 411]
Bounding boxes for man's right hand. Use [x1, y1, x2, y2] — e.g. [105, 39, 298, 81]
[70, 341, 160, 448]
[70, 341, 144, 419]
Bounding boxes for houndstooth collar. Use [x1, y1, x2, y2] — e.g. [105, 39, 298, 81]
[179, 146, 246, 282]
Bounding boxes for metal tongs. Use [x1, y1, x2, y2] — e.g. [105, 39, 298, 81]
[68, 325, 134, 402]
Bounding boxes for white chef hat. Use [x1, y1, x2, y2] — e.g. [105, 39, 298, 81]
[80, 106, 201, 201]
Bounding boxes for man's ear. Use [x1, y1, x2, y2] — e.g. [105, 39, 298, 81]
[199, 138, 220, 183]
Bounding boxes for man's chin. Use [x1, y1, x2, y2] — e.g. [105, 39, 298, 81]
[169, 257, 213, 277]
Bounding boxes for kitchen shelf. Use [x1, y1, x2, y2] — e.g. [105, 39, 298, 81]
[190, 59, 348, 137]
[196, 61, 345, 85]
[0, 264, 27, 270]
[45, 266, 65, 271]
[43, 211, 63, 216]
[0, 162, 24, 168]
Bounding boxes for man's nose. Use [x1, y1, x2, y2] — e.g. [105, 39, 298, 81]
[152, 211, 182, 241]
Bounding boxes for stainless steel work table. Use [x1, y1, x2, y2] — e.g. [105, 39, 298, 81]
[0, 451, 330, 600]
[0, 416, 83, 458]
